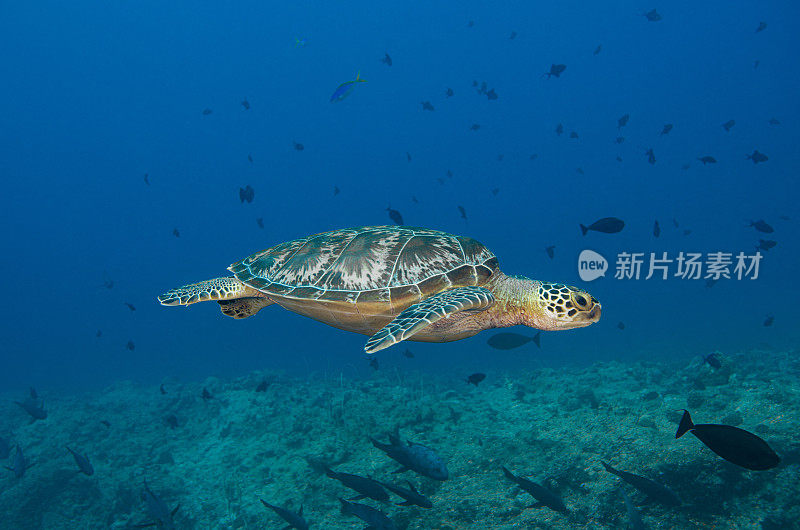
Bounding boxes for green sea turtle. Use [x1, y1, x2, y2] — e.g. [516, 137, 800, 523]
[158, 226, 601, 353]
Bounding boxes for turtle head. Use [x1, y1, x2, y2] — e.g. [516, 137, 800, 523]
[527, 281, 601, 330]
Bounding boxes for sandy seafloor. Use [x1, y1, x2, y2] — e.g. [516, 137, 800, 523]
[1, 349, 798, 529]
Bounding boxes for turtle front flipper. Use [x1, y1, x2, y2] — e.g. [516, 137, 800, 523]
[364, 286, 495, 353]
[158, 277, 267, 306]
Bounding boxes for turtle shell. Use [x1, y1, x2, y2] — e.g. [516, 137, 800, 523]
[229, 226, 498, 333]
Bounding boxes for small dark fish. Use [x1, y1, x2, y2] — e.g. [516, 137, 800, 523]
[421, 101, 434, 111]
[620, 488, 645, 530]
[6, 446, 33, 479]
[763, 315, 774, 327]
[746, 150, 768, 164]
[446, 170, 453, 177]
[755, 239, 776, 252]
[487, 331, 540, 349]
[411, 195, 418, 203]
[501, 467, 567, 513]
[201, 388, 213, 401]
[102, 271, 114, 289]
[750, 220, 774, 233]
[165, 414, 178, 429]
[569, 131, 579, 139]
[642, 9, 662, 22]
[247, 154, 253, 163]
[333, 186, 340, 196]
[260, 499, 309, 530]
[617, 114, 629, 129]
[201, 108, 212, 115]
[381, 53, 392, 66]
[256, 217, 264, 229]
[697, 156, 717, 165]
[580, 217, 625, 235]
[143, 173, 150, 185]
[676, 410, 780, 470]
[160, 384, 166, 395]
[672, 218, 679, 228]
[15, 398, 47, 421]
[593, 44, 602, 56]
[722, 119, 735, 131]
[544, 64, 566, 78]
[339, 498, 396, 530]
[768, 118, 780, 125]
[368, 357, 379, 371]
[100, 420, 110, 428]
[601, 461, 680, 506]
[369, 431, 448, 481]
[616, 156, 623, 162]
[617, 322, 625, 330]
[141, 479, 180, 529]
[491, 187, 500, 196]
[66, 447, 94, 476]
[486, 88, 498, 100]
[555, 123, 563, 136]
[172, 228, 180, 238]
[445, 87, 454, 97]
[704, 353, 722, 369]
[466, 373, 486, 386]
[545, 245, 555, 259]
[293, 141, 304, 151]
[241, 98, 250, 110]
[467, 20, 474, 27]
[509, 31, 517, 40]
[681, 163, 690, 170]
[125, 302, 136, 311]
[402, 348, 414, 358]
[470, 123, 481, 131]
[458, 206, 467, 220]
[239, 185, 255, 203]
[778, 215, 789, 220]
[615, 136, 625, 144]
[406, 152, 412, 162]
[660, 123, 673, 135]
[324, 467, 389, 501]
[756, 21, 767, 32]
[386, 207, 404, 225]
[381, 480, 432, 508]
[705, 278, 717, 288]
[529, 153, 538, 160]
[255, 380, 269, 392]
[754, 60, 760, 69]
[126, 340, 135, 351]
[683, 229, 692, 236]
[645, 148, 656, 165]
[653, 220, 660, 238]
[29, 387, 38, 400]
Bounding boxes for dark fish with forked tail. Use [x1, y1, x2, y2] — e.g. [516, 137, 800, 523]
[370, 431, 448, 481]
[675, 410, 780, 470]
[260, 499, 309, 530]
[580, 217, 624, 235]
[487, 331, 540, 349]
[66, 447, 94, 476]
[601, 461, 680, 506]
[324, 467, 389, 502]
[501, 466, 567, 513]
[339, 498, 396, 530]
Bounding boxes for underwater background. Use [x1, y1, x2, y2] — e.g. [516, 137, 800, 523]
[1, 0, 798, 528]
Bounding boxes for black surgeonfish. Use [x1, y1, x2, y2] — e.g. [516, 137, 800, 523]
[580, 217, 624, 235]
[487, 331, 540, 349]
[601, 461, 680, 506]
[501, 467, 567, 513]
[675, 410, 780, 470]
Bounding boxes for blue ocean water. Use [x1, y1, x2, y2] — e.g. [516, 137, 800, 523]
[0, 1, 798, 528]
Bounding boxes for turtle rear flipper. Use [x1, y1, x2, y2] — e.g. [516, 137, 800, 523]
[364, 286, 495, 353]
[218, 298, 273, 319]
[158, 277, 264, 306]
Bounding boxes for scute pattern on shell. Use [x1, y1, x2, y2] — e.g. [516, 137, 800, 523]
[229, 226, 497, 296]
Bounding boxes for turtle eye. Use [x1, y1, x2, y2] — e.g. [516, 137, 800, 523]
[572, 293, 589, 309]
